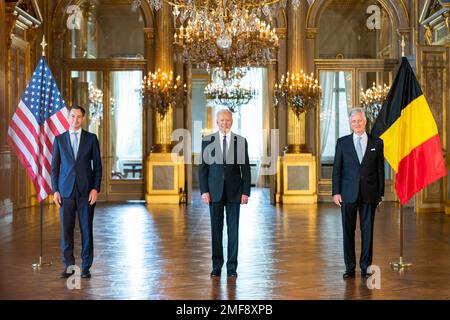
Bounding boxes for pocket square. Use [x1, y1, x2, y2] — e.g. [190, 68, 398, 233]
[370, 148, 376, 151]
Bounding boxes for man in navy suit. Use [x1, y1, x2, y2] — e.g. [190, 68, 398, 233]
[199, 109, 251, 278]
[51, 105, 102, 279]
[332, 108, 384, 279]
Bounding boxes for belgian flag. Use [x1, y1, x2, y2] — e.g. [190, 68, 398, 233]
[371, 57, 447, 205]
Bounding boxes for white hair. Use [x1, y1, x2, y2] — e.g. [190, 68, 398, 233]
[348, 107, 367, 121]
[216, 108, 233, 119]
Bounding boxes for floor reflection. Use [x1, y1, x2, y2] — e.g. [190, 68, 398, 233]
[1, 189, 450, 299]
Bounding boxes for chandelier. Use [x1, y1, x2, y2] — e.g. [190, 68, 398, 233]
[141, 0, 304, 71]
[205, 82, 257, 113]
[174, 12, 279, 71]
[205, 67, 257, 112]
[88, 83, 103, 125]
[274, 70, 321, 117]
[360, 82, 390, 127]
[142, 69, 186, 117]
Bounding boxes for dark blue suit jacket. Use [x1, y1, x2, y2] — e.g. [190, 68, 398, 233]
[332, 133, 384, 204]
[199, 132, 251, 203]
[51, 130, 102, 198]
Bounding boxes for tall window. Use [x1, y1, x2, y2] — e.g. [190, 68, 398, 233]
[319, 71, 353, 179]
[110, 71, 143, 180]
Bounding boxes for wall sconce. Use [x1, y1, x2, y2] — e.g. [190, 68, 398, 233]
[274, 70, 321, 118]
[142, 69, 186, 117]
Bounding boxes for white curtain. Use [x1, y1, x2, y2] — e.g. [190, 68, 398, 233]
[320, 71, 353, 162]
[112, 71, 142, 173]
[319, 72, 335, 158]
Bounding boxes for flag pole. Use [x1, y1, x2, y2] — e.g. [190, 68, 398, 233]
[32, 35, 52, 270]
[389, 34, 412, 271]
[390, 204, 412, 270]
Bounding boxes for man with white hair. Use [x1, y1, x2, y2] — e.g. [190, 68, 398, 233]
[332, 107, 385, 279]
[199, 109, 251, 278]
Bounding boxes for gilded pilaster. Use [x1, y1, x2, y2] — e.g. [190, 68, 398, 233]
[152, 2, 174, 152]
[286, 3, 306, 153]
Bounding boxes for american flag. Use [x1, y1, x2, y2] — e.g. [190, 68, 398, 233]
[7, 57, 69, 202]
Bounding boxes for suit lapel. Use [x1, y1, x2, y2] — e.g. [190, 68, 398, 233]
[227, 133, 235, 164]
[76, 130, 86, 161]
[65, 131, 76, 161]
[360, 134, 373, 166]
[213, 132, 224, 163]
[348, 134, 360, 164]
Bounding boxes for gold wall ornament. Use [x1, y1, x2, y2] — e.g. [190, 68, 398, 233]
[142, 69, 186, 117]
[274, 70, 321, 118]
[360, 82, 390, 129]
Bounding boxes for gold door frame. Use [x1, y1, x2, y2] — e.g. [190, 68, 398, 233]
[64, 59, 147, 201]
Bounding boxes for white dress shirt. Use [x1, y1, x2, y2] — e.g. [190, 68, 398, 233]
[353, 132, 367, 158]
[69, 128, 82, 153]
[219, 131, 231, 153]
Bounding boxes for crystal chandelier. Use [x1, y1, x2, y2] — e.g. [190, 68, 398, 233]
[274, 70, 321, 117]
[360, 82, 390, 127]
[142, 69, 186, 117]
[88, 83, 103, 125]
[205, 68, 257, 113]
[174, 10, 279, 71]
[141, 0, 308, 71]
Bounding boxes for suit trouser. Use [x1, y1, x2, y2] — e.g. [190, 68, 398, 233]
[341, 199, 376, 272]
[209, 187, 240, 273]
[60, 186, 95, 271]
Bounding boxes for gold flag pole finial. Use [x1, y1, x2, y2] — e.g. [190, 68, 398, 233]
[40, 35, 47, 57]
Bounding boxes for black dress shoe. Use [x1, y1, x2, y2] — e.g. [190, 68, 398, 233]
[210, 270, 221, 277]
[60, 270, 74, 279]
[342, 271, 355, 279]
[361, 272, 373, 279]
[81, 270, 91, 278]
[227, 272, 238, 278]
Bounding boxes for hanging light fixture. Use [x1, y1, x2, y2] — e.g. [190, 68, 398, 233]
[136, 0, 310, 71]
[141, 69, 186, 117]
[88, 83, 103, 125]
[274, 70, 321, 117]
[360, 82, 390, 128]
[204, 67, 258, 113]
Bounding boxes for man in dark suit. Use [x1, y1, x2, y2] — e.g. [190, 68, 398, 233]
[51, 105, 102, 279]
[199, 109, 251, 278]
[332, 108, 384, 279]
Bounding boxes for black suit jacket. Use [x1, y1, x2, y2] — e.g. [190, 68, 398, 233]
[51, 130, 102, 198]
[199, 132, 251, 203]
[332, 133, 384, 204]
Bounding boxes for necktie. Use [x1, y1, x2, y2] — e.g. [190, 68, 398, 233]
[356, 136, 363, 163]
[72, 132, 79, 158]
[223, 135, 227, 164]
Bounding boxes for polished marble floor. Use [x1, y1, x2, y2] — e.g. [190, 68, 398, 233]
[1, 188, 450, 300]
